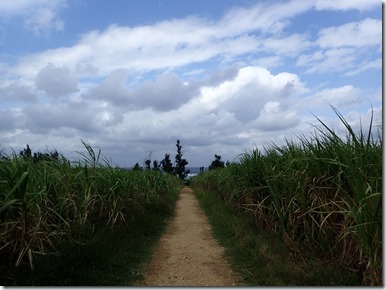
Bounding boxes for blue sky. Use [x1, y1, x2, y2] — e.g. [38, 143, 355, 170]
[0, 0, 382, 167]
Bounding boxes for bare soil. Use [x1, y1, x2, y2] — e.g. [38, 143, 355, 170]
[140, 186, 240, 286]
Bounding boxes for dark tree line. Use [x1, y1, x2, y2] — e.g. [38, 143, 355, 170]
[19, 144, 61, 163]
[174, 140, 190, 179]
[208, 154, 225, 170]
[15, 141, 227, 181]
[133, 139, 190, 180]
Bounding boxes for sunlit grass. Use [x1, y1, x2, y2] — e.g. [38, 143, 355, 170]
[0, 141, 183, 285]
[195, 188, 360, 286]
[191, 107, 382, 286]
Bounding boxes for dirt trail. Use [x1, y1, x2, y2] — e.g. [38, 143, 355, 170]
[140, 186, 240, 286]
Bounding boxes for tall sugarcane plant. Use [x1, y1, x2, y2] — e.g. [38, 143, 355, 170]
[191, 107, 382, 285]
[0, 141, 181, 272]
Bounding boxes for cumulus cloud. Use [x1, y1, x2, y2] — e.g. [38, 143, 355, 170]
[91, 69, 131, 105]
[35, 63, 79, 96]
[90, 70, 198, 111]
[2, 62, 379, 166]
[202, 66, 307, 122]
[0, 0, 380, 167]
[0, 82, 37, 103]
[254, 101, 300, 131]
[24, 101, 101, 134]
[22, 65, 309, 160]
[131, 72, 197, 111]
[0, 109, 25, 132]
[201, 66, 240, 87]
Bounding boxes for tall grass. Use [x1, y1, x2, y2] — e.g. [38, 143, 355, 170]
[0, 141, 182, 276]
[191, 107, 382, 286]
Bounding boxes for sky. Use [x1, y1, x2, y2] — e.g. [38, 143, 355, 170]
[0, 0, 382, 168]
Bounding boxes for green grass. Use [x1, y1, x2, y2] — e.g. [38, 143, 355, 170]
[194, 188, 361, 286]
[1, 187, 180, 286]
[0, 141, 184, 286]
[191, 107, 382, 286]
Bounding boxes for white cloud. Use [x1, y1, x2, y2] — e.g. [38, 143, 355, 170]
[131, 71, 197, 111]
[4, 65, 312, 165]
[35, 63, 79, 96]
[296, 85, 362, 110]
[261, 34, 312, 57]
[89, 70, 198, 111]
[0, 0, 64, 14]
[167, 67, 308, 140]
[24, 7, 64, 35]
[0, 0, 67, 35]
[314, 0, 380, 11]
[344, 58, 382, 76]
[219, 0, 313, 35]
[296, 18, 381, 75]
[251, 56, 283, 69]
[303, 48, 357, 74]
[216, 67, 307, 122]
[24, 101, 97, 134]
[0, 108, 25, 132]
[4, 1, 319, 81]
[0, 81, 37, 103]
[0, 0, 381, 167]
[317, 18, 381, 49]
[90, 69, 131, 105]
[341, 106, 382, 136]
[254, 101, 300, 131]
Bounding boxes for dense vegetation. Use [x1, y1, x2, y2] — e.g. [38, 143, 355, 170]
[194, 187, 360, 286]
[191, 108, 382, 286]
[0, 107, 381, 286]
[0, 141, 183, 285]
[132, 139, 190, 180]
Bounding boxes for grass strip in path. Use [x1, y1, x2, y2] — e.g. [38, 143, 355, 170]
[194, 188, 361, 286]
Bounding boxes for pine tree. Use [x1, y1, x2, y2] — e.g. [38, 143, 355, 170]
[132, 162, 143, 171]
[145, 159, 151, 170]
[152, 160, 160, 171]
[160, 153, 174, 174]
[209, 154, 225, 170]
[20, 144, 32, 159]
[174, 140, 190, 180]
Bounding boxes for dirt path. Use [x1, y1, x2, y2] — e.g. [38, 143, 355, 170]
[140, 186, 240, 286]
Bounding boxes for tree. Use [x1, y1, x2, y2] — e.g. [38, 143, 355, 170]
[152, 160, 160, 171]
[20, 144, 32, 159]
[160, 153, 174, 174]
[174, 140, 190, 180]
[209, 154, 225, 170]
[144, 159, 151, 170]
[132, 162, 143, 171]
[19, 144, 61, 163]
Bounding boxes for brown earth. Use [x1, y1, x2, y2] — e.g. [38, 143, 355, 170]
[139, 186, 240, 286]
